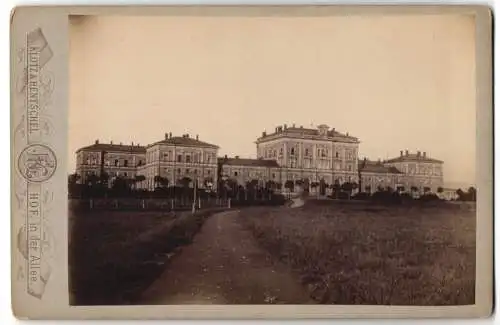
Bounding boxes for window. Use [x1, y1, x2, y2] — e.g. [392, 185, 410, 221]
[177, 155, 182, 162]
[272, 173, 276, 179]
[279, 148, 283, 155]
[234, 171, 238, 176]
[273, 150, 277, 157]
[177, 168, 181, 173]
[186, 169, 190, 174]
[124, 172, 128, 177]
[335, 152, 339, 158]
[138, 160, 143, 166]
[114, 159, 119, 167]
[163, 153, 169, 161]
[321, 149, 325, 157]
[348, 165, 352, 171]
[305, 149, 309, 156]
[124, 160, 128, 167]
[194, 169, 198, 174]
[291, 148, 295, 155]
[207, 170, 211, 175]
[186, 155, 191, 163]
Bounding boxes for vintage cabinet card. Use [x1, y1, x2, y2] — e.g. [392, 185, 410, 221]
[10, 5, 493, 319]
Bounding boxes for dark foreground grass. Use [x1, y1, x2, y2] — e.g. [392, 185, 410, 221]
[239, 201, 476, 305]
[69, 207, 227, 305]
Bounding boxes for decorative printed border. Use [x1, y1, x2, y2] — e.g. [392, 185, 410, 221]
[15, 27, 56, 300]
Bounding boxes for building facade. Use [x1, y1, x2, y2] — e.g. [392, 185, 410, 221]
[383, 150, 444, 193]
[358, 159, 403, 194]
[136, 133, 219, 190]
[74, 124, 445, 195]
[218, 156, 281, 188]
[75, 140, 146, 185]
[255, 124, 360, 189]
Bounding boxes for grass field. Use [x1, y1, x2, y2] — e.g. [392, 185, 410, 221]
[69, 207, 227, 305]
[239, 200, 476, 305]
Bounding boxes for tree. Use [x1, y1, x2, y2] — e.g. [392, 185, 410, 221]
[68, 173, 80, 185]
[467, 187, 477, 201]
[265, 180, 276, 190]
[423, 186, 431, 194]
[87, 173, 100, 186]
[204, 177, 214, 190]
[180, 176, 192, 188]
[111, 176, 131, 193]
[134, 175, 146, 190]
[284, 180, 295, 192]
[341, 182, 356, 199]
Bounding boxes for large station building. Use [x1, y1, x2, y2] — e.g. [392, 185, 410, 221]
[74, 123, 444, 194]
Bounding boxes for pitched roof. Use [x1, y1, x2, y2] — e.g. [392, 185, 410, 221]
[152, 136, 219, 149]
[76, 143, 146, 154]
[385, 153, 443, 164]
[257, 125, 359, 142]
[218, 157, 280, 168]
[358, 160, 402, 174]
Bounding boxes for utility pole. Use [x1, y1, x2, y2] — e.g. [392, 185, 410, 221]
[192, 178, 197, 213]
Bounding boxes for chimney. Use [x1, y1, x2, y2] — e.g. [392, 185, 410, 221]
[405, 150, 409, 156]
[417, 151, 421, 157]
[292, 123, 296, 128]
[423, 152, 427, 158]
[224, 154, 228, 159]
[284, 124, 287, 129]
[169, 132, 172, 138]
[95, 140, 99, 144]
[186, 134, 190, 138]
[196, 134, 199, 140]
[262, 131, 266, 137]
[165, 133, 168, 140]
[332, 128, 336, 133]
[400, 150, 403, 157]
[119, 142, 122, 145]
[110, 140, 113, 144]
[300, 125, 303, 128]
[132, 141, 134, 146]
[235, 155, 239, 159]
[346, 132, 349, 136]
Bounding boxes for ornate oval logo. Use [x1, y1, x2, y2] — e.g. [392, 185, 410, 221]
[18, 144, 57, 183]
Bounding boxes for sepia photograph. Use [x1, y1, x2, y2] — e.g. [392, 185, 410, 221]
[66, 12, 479, 307]
[10, 4, 493, 319]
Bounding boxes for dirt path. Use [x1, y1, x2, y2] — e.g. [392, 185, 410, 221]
[138, 210, 313, 304]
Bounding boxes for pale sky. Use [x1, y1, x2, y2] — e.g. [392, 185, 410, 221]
[69, 13, 476, 187]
